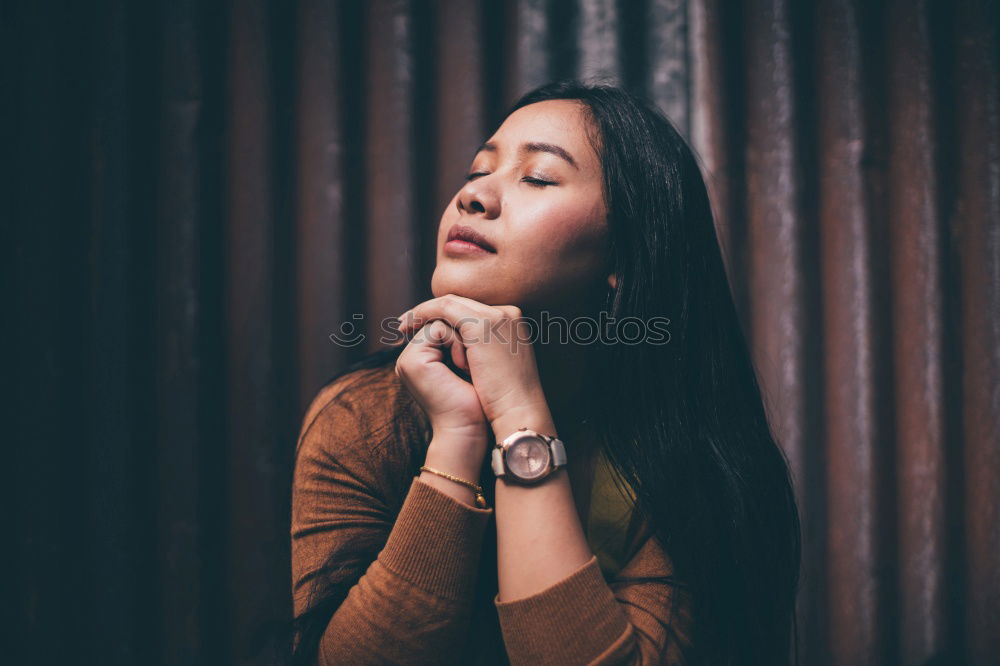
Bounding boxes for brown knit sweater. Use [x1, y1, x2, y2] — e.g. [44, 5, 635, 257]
[290, 363, 694, 665]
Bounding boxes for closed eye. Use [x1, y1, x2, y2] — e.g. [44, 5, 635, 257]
[522, 176, 556, 187]
[464, 172, 556, 187]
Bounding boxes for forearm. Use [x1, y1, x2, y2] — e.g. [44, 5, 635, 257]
[491, 408, 594, 602]
[316, 466, 492, 664]
[489, 407, 670, 665]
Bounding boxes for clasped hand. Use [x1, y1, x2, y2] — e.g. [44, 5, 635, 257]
[393, 294, 552, 453]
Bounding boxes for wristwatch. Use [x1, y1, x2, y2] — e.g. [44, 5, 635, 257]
[491, 427, 567, 484]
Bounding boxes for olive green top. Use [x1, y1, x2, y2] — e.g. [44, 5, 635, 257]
[586, 447, 640, 579]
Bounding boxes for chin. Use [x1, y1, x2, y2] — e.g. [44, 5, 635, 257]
[431, 266, 512, 305]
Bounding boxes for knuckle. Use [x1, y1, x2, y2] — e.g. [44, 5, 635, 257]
[460, 318, 480, 336]
[499, 305, 521, 320]
[416, 320, 443, 342]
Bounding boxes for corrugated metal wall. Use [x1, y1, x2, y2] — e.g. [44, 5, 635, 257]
[5, 1, 997, 664]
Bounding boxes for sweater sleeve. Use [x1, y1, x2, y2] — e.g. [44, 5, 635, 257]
[494, 530, 694, 665]
[291, 381, 494, 665]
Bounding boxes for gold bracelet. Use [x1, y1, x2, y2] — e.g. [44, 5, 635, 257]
[419, 465, 488, 509]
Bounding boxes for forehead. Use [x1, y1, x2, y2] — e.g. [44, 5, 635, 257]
[487, 99, 600, 171]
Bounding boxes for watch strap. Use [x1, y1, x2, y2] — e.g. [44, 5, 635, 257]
[550, 437, 567, 467]
[490, 446, 506, 477]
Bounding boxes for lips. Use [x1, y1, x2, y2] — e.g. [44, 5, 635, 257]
[446, 224, 496, 252]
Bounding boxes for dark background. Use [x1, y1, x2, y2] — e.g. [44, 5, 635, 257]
[3, 1, 998, 665]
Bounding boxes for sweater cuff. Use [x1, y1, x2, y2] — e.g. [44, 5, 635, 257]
[494, 554, 630, 664]
[377, 475, 493, 601]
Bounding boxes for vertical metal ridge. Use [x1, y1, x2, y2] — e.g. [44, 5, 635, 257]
[224, 0, 287, 662]
[577, 0, 621, 83]
[365, 0, 421, 344]
[508, 0, 551, 99]
[647, 0, 689, 134]
[690, 0, 746, 317]
[885, 1, 954, 662]
[818, 2, 893, 664]
[433, 0, 487, 262]
[743, 0, 817, 550]
[743, 2, 827, 662]
[954, 2, 1000, 663]
[295, 0, 354, 408]
[156, 1, 209, 661]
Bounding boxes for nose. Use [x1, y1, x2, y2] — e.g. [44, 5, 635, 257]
[456, 178, 500, 219]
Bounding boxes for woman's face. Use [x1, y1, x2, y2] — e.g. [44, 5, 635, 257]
[431, 99, 611, 315]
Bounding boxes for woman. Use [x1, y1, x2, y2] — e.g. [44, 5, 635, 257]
[287, 80, 801, 665]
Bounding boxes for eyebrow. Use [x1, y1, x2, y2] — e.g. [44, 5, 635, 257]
[474, 140, 579, 170]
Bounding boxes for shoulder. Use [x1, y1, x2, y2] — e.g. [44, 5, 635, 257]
[296, 361, 430, 468]
[298, 363, 398, 439]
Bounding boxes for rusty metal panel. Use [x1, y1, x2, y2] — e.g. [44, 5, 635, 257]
[6, 1, 998, 664]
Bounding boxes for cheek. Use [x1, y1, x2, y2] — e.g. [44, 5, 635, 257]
[514, 196, 607, 266]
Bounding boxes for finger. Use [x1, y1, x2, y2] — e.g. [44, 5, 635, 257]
[416, 320, 459, 355]
[451, 335, 469, 373]
[495, 304, 524, 320]
[388, 313, 416, 346]
[398, 294, 495, 337]
[416, 321, 473, 380]
[388, 328, 409, 347]
[415, 319, 447, 343]
[397, 321, 459, 379]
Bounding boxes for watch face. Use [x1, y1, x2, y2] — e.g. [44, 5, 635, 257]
[506, 436, 551, 480]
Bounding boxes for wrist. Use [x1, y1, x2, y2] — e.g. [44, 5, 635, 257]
[491, 405, 558, 443]
[431, 421, 489, 447]
[425, 436, 486, 482]
[418, 469, 481, 507]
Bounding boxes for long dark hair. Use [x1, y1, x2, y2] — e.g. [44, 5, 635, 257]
[273, 80, 801, 666]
